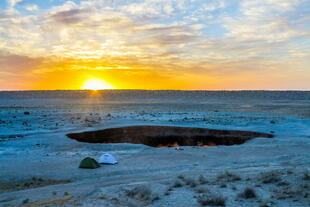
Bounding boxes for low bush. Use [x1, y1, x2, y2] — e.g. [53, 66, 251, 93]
[260, 171, 281, 184]
[216, 171, 241, 182]
[238, 187, 257, 199]
[199, 175, 208, 184]
[125, 185, 159, 204]
[197, 194, 226, 206]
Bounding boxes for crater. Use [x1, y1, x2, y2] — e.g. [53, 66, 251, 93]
[66, 125, 273, 147]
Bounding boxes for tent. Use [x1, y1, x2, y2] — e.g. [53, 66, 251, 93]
[99, 153, 118, 164]
[79, 157, 100, 169]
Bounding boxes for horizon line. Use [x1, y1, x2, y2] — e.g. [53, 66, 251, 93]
[1, 89, 310, 92]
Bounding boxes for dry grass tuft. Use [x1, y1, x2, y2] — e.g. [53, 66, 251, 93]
[164, 191, 170, 196]
[195, 187, 210, 194]
[173, 180, 183, 188]
[271, 184, 309, 200]
[197, 194, 226, 206]
[177, 174, 185, 180]
[302, 170, 310, 180]
[184, 178, 197, 188]
[98, 195, 108, 200]
[260, 171, 282, 184]
[286, 169, 293, 175]
[259, 200, 276, 207]
[216, 171, 241, 182]
[238, 187, 257, 199]
[231, 185, 237, 191]
[199, 175, 208, 184]
[22, 195, 73, 207]
[0, 178, 71, 193]
[125, 185, 160, 204]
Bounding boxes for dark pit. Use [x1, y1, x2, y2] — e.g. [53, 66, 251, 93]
[66, 125, 273, 147]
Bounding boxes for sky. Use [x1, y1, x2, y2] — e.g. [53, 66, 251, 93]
[0, 0, 309, 90]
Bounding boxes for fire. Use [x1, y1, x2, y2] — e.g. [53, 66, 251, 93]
[157, 142, 179, 148]
[156, 142, 217, 148]
[197, 141, 217, 147]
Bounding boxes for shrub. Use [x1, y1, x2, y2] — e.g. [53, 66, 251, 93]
[302, 170, 310, 180]
[272, 184, 308, 200]
[164, 191, 170, 196]
[260, 171, 281, 184]
[300, 183, 309, 189]
[277, 181, 290, 186]
[173, 180, 183, 188]
[190, 182, 197, 188]
[238, 187, 257, 199]
[195, 187, 209, 194]
[151, 195, 160, 202]
[125, 186, 153, 203]
[167, 186, 173, 191]
[177, 174, 185, 180]
[216, 171, 241, 182]
[286, 169, 293, 175]
[231, 186, 237, 191]
[185, 178, 197, 188]
[199, 175, 208, 184]
[98, 195, 108, 200]
[164, 186, 173, 196]
[22, 199, 29, 204]
[259, 200, 275, 207]
[197, 194, 226, 206]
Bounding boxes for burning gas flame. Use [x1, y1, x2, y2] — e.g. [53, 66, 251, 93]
[156, 142, 217, 148]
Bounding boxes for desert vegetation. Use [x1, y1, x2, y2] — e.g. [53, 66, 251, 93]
[125, 185, 160, 205]
[0, 177, 71, 193]
[197, 194, 226, 206]
[126, 168, 309, 206]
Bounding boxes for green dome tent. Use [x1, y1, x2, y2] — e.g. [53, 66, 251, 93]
[79, 157, 100, 169]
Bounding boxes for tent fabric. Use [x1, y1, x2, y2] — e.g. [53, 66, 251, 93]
[99, 153, 118, 164]
[79, 157, 100, 169]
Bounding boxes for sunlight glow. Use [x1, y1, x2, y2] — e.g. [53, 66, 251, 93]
[82, 78, 114, 90]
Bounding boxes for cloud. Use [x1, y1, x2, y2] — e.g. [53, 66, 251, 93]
[48, 8, 92, 25]
[1, 0, 308, 61]
[0, 0, 309, 90]
[7, 0, 24, 7]
[222, 0, 308, 45]
[120, 0, 184, 18]
[203, 0, 227, 11]
[24, 4, 39, 12]
[0, 51, 43, 73]
[5, 0, 24, 14]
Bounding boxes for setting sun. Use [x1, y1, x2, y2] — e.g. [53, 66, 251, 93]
[82, 78, 114, 90]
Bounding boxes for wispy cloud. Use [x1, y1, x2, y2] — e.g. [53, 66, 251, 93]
[24, 4, 39, 11]
[7, 0, 24, 8]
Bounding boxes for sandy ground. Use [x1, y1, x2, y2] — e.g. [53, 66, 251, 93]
[0, 94, 310, 207]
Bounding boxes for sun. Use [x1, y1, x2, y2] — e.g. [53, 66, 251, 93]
[82, 78, 114, 90]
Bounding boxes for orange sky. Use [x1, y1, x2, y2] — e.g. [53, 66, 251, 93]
[0, 0, 309, 90]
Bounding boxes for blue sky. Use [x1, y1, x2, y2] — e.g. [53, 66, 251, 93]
[0, 0, 309, 90]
